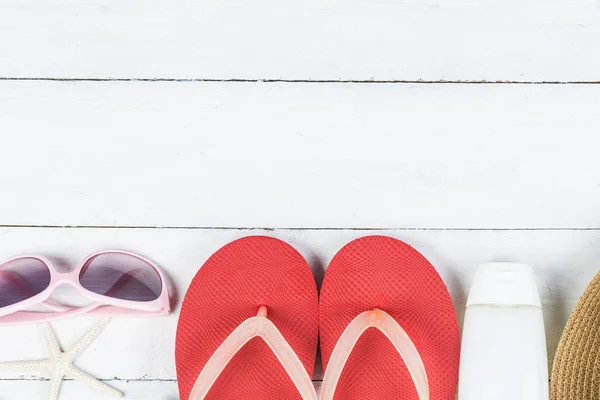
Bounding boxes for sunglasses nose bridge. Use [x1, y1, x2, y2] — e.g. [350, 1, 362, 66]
[52, 270, 81, 286]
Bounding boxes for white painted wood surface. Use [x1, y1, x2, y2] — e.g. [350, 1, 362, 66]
[2, 0, 600, 398]
[1, 81, 600, 229]
[0, 381, 179, 400]
[1, 0, 600, 81]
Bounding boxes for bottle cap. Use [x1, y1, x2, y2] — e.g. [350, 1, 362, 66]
[466, 262, 541, 308]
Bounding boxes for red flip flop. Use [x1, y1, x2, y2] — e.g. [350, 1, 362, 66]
[319, 236, 460, 400]
[176, 236, 319, 400]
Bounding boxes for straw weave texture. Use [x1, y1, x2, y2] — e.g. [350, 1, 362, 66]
[551, 271, 600, 400]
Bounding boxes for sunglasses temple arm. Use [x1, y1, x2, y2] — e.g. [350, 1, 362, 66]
[0, 303, 103, 325]
[0, 304, 168, 325]
[42, 301, 72, 312]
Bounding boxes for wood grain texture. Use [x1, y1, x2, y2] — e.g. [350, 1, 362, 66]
[0, 380, 322, 400]
[1, 0, 600, 81]
[0, 380, 179, 400]
[1, 81, 600, 229]
[0, 226, 596, 398]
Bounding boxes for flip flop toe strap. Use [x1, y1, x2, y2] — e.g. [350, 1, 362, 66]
[321, 308, 429, 400]
[189, 306, 318, 400]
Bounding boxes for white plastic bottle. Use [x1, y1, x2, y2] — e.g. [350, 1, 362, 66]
[458, 262, 549, 400]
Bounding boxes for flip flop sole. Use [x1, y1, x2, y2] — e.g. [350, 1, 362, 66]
[176, 236, 319, 400]
[319, 236, 460, 399]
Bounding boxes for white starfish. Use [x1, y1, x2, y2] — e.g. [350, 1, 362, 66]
[0, 318, 122, 400]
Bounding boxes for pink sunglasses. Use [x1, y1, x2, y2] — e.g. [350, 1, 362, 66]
[0, 250, 170, 325]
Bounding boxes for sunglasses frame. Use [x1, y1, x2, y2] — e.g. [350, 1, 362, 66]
[0, 250, 171, 325]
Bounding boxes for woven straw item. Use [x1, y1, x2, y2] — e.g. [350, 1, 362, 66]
[551, 270, 600, 400]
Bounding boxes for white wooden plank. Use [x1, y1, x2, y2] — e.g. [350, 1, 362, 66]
[1, 81, 599, 228]
[1, 0, 600, 81]
[0, 380, 320, 400]
[0, 227, 597, 383]
[0, 380, 179, 400]
[0, 374, 323, 400]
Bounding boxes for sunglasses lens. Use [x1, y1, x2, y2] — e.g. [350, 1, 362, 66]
[0, 258, 51, 308]
[79, 253, 162, 302]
